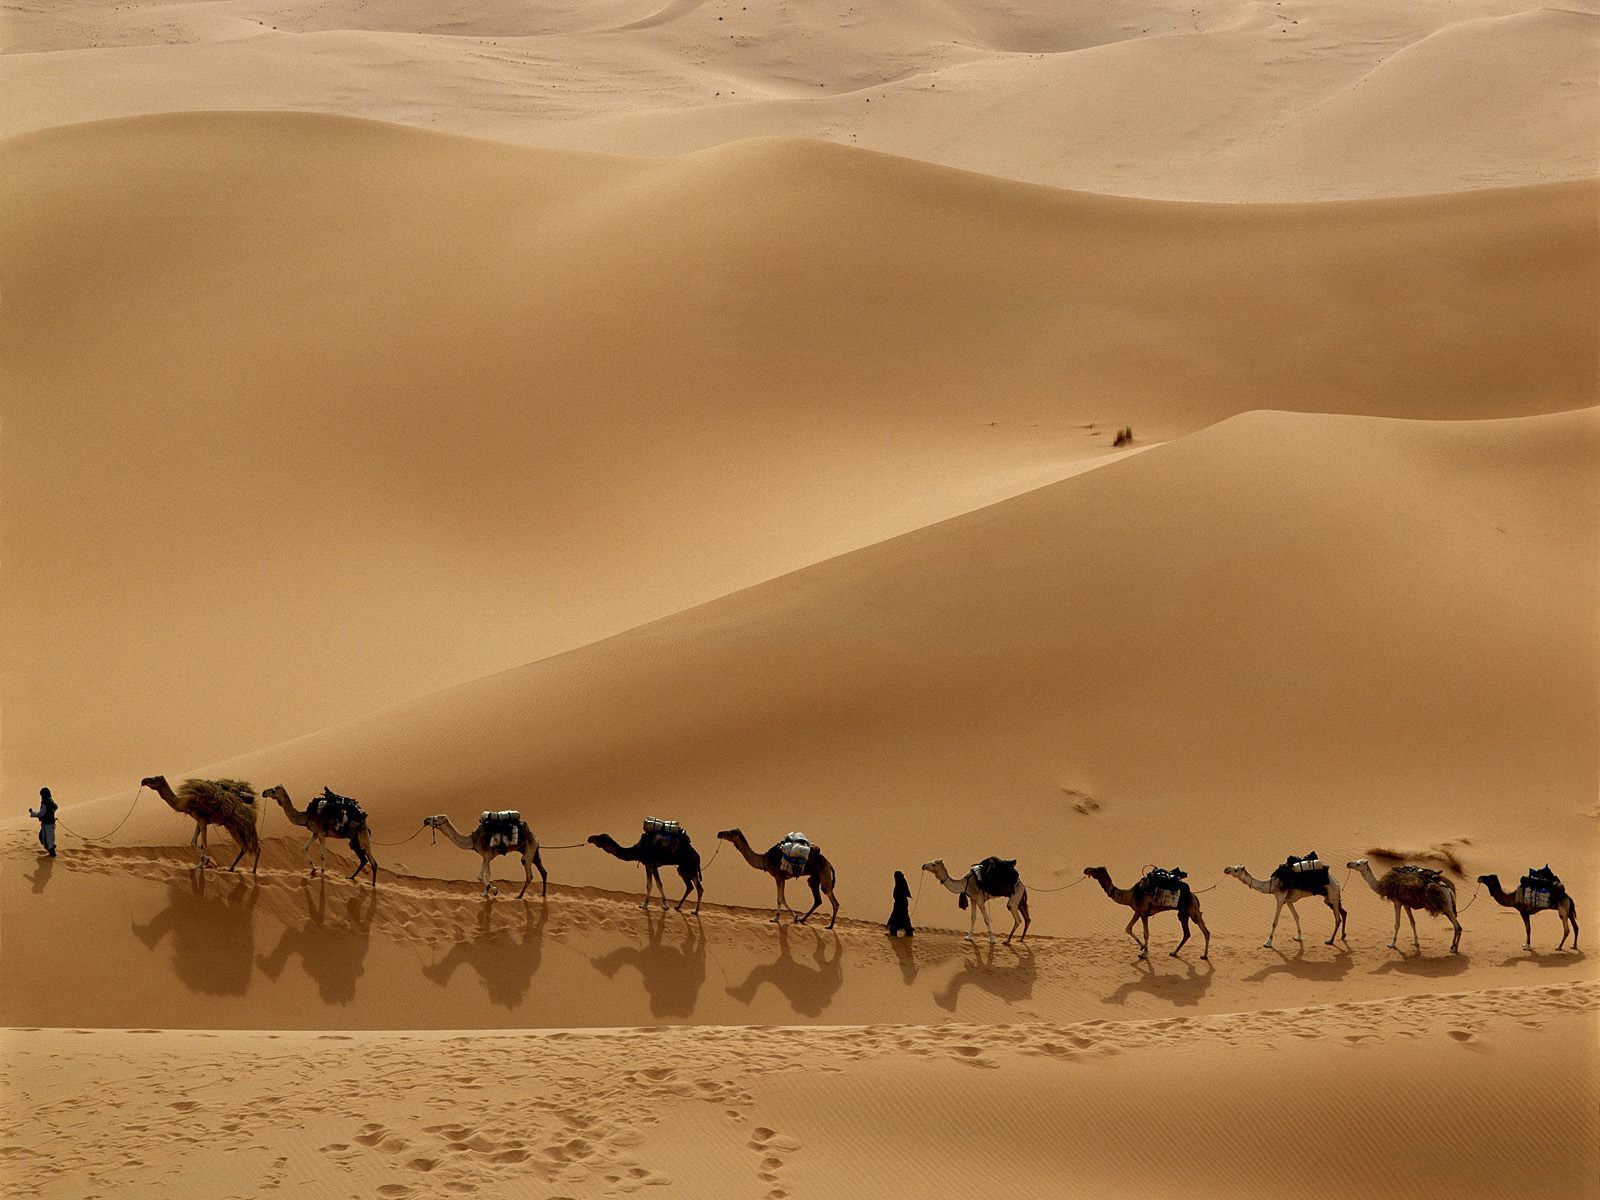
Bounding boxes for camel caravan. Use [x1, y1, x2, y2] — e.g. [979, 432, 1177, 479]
[127, 774, 1580, 957]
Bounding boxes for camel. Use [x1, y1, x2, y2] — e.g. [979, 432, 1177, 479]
[920, 858, 1030, 944]
[423, 812, 546, 899]
[1347, 859, 1462, 953]
[141, 775, 261, 872]
[588, 830, 703, 915]
[1083, 866, 1210, 959]
[1223, 861, 1348, 948]
[262, 786, 378, 886]
[1478, 873, 1579, 951]
[716, 828, 839, 928]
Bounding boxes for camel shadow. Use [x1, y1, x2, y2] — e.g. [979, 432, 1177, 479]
[1499, 950, 1587, 969]
[933, 942, 1036, 1013]
[254, 878, 376, 1005]
[591, 909, 706, 1019]
[1104, 957, 1215, 1008]
[423, 899, 548, 1010]
[1241, 944, 1355, 986]
[725, 923, 844, 1019]
[132, 869, 261, 997]
[1368, 948, 1471, 978]
[25, 856, 54, 893]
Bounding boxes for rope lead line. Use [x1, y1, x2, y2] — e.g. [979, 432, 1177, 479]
[55, 786, 145, 843]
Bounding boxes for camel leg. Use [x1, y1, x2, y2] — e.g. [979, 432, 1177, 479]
[1138, 915, 1151, 959]
[302, 833, 318, 875]
[1405, 907, 1419, 949]
[640, 866, 658, 911]
[1389, 903, 1402, 949]
[1265, 894, 1286, 948]
[1446, 905, 1462, 954]
[1521, 911, 1533, 951]
[1287, 899, 1303, 944]
[1194, 909, 1211, 960]
[318, 835, 331, 878]
[978, 897, 996, 944]
[966, 893, 978, 941]
[1124, 912, 1145, 955]
[1172, 911, 1191, 957]
[1324, 894, 1343, 944]
[227, 840, 248, 872]
[532, 848, 547, 898]
[516, 849, 533, 900]
[193, 820, 212, 869]
[481, 856, 497, 899]
[772, 877, 787, 924]
[1009, 891, 1030, 943]
[677, 865, 702, 915]
[825, 883, 839, 931]
[796, 876, 823, 926]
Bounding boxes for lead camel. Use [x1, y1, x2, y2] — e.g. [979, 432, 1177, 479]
[142, 775, 261, 873]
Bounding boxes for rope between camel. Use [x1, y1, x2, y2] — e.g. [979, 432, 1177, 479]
[371, 825, 428, 848]
[55, 786, 145, 843]
[1030, 874, 1091, 894]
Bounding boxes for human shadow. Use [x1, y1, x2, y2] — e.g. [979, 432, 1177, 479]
[1241, 944, 1355, 986]
[591, 909, 706, 1019]
[933, 942, 1036, 1013]
[725, 923, 844, 1019]
[423, 899, 548, 1010]
[254, 877, 376, 1005]
[132, 869, 261, 996]
[1368, 948, 1471, 978]
[890, 936, 919, 986]
[25, 856, 54, 894]
[1104, 956, 1215, 1008]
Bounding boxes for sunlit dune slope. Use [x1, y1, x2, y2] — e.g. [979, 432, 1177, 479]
[120, 407, 1597, 913]
[7, 114, 1592, 800]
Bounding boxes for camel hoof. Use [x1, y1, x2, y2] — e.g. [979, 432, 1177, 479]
[1200, 954, 1209, 961]
[962, 934, 973, 942]
[638, 902, 650, 911]
[1263, 941, 1273, 949]
[1292, 936, 1303, 943]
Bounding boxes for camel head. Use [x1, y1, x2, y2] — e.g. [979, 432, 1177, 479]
[1223, 865, 1246, 878]
[1476, 873, 1500, 886]
[422, 814, 446, 828]
[139, 775, 166, 791]
[920, 859, 945, 876]
[262, 785, 289, 805]
[586, 834, 612, 848]
[715, 828, 743, 843]
[1346, 858, 1368, 870]
[1083, 866, 1108, 879]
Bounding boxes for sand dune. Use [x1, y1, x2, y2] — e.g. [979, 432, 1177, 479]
[8, 114, 1592, 801]
[5, 0, 1596, 197]
[39, 406, 1594, 920]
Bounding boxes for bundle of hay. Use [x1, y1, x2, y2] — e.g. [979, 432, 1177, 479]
[180, 778, 260, 853]
[1377, 865, 1456, 916]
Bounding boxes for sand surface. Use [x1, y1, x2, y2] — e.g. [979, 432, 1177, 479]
[3, 0, 1597, 1196]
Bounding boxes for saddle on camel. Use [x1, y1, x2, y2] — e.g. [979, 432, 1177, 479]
[777, 832, 814, 878]
[1136, 866, 1191, 910]
[1517, 865, 1565, 910]
[480, 810, 525, 852]
[308, 788, 367, 838]
[643, 816, 686, 853]
[1271, 852, 1330, 892]
[959, 856, 1020, 910]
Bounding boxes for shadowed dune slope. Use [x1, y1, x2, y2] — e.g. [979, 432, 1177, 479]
[7, 114, 1593, 800]
[122, 406, 1599, 911]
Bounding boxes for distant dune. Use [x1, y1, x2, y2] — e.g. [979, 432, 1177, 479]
[4, 0, 1596, 198]
[5, 113, 1594, 800]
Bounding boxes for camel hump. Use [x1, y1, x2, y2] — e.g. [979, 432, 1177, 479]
[314, 789, 366, 832]
[1272, 853, 1328, 889]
